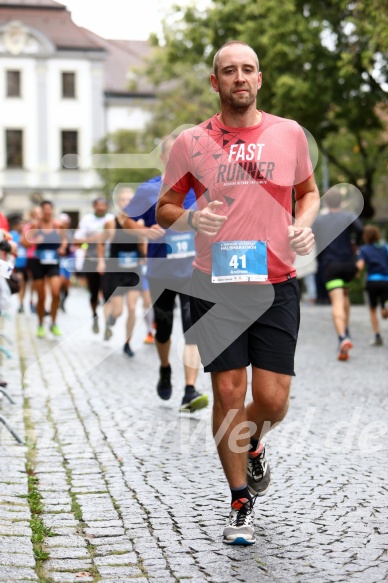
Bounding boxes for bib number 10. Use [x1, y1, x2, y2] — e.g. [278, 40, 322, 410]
[177, 241, 189, 253]
[229, 254, 247, 269]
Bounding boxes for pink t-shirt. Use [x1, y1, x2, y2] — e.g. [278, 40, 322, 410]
[163, 112, 313, 284]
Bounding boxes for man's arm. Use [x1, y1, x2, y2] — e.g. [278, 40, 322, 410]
[294, 175, 321, 228]
[288, 175, 320, 255]
[156, 185, 227, 235]
[155, 186, 190, 230]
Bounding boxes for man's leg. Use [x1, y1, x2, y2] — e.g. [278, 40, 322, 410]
[329, 287, 347, 337]
[86, 269, 101, 332]
[246, 368, 291, 441]
[212, 368, 257, 546]
[148, 280, 175, 400]
[35, 278, 45, 331]
[184, 344, 200, 387]
[211, 367, 249, 489]
[328, 286, 353, 360]
[123, 290, 139, 357]
[49, 275, 62, 336]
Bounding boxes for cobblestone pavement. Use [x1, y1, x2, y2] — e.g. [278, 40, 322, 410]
[0, 286, 387, 583]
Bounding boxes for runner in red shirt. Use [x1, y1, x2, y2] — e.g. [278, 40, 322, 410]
[156, 41, 320, 545]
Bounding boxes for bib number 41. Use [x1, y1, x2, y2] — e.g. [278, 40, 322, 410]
[229, 254, 247, 269]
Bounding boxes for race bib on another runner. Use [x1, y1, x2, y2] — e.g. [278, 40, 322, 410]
[37, 249, 59, 265]
[211, 241, 268, 283]
[165, 233, 195, 259]
[118, 251, 139, 269]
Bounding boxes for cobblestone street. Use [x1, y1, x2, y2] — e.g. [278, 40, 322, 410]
[0, 287, 387, 582]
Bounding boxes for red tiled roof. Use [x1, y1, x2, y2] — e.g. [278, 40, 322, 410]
[80, 29, 154, 95]
[0, 1, 65, 8]
[0, 5, 104, 50]
[0, 2, 155, 95]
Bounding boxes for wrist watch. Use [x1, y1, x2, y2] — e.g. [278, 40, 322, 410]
[187, 210, 198, 232]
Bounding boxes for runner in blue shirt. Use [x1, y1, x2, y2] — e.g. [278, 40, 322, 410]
[124, 134, 208, 413]
[356, 224, 388, 345]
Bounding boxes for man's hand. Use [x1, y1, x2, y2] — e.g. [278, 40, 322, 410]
[288, 225, 314, 256]
[196, 201, 228, 236]
[144, 224, 165, 240]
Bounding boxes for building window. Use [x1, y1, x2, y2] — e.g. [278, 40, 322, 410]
[61, 130, 78, 168]
[62, 72, 76, 98]
[6, 130, 23, 168]
[6, 70, 21, 97]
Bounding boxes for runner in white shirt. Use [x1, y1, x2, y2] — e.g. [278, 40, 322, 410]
[73, 197, 114, 333]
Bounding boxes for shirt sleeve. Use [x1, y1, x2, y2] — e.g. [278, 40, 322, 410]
[163, 133, 193, 194]
[294, 125, 313, 185]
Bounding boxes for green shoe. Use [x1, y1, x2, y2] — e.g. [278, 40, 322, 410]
[50, 324, 62, 337]
[37, 325, 45, 339]
[180, 388, 209, 413]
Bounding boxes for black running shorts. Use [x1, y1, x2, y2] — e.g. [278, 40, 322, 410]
[365, 280, 388, 309]
[30, 259, 60, 280]
[102, 270, 140, 301]
[323, 261, 358, 291]
[190, 269, 300, 375]
[148, 277, 196, 345]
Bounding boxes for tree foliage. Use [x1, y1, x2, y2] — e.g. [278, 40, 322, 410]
[141, 0, 388, 217]
[93, 130, 160, 197]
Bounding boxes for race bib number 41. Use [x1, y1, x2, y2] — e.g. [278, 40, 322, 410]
[212, 241, 268, 283]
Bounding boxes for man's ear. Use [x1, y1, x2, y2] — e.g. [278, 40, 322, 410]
[257, 72, 263, 91]
[210, 74, 219, 93]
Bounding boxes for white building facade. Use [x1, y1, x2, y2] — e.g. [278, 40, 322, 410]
[0, 0, 155, 222]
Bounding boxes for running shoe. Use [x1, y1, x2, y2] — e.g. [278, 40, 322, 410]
[50, 324, 62, 337]
[157, 366, 172, 400]
[338, 336, 352, 361]
[92, 316, 99, 334]
[179, 387, 209, 413]
[143, 332, 154, 344]
[37, 325, 45, 339]
[247, 442, 271, 497]
[104, 326, 113, 341]
[107, 315, 116, 327]
[123, 344, 135, 358]
[370, 336, 383, 346]
[18, 305, 24, 314]
[223, 497, 256, 545]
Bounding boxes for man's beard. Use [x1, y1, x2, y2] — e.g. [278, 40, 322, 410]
[220, 87, 257, 111]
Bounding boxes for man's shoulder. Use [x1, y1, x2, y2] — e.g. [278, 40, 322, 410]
[177, 116, 217, 138]
[263, 112, 302, 132]
[134, 175, 161, 198]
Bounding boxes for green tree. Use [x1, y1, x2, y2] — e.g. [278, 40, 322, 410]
[138, 0, 387, 216]
[93, 130, 160, 197]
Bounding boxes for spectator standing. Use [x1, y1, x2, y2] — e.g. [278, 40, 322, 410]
[8, 214, 28, 313]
